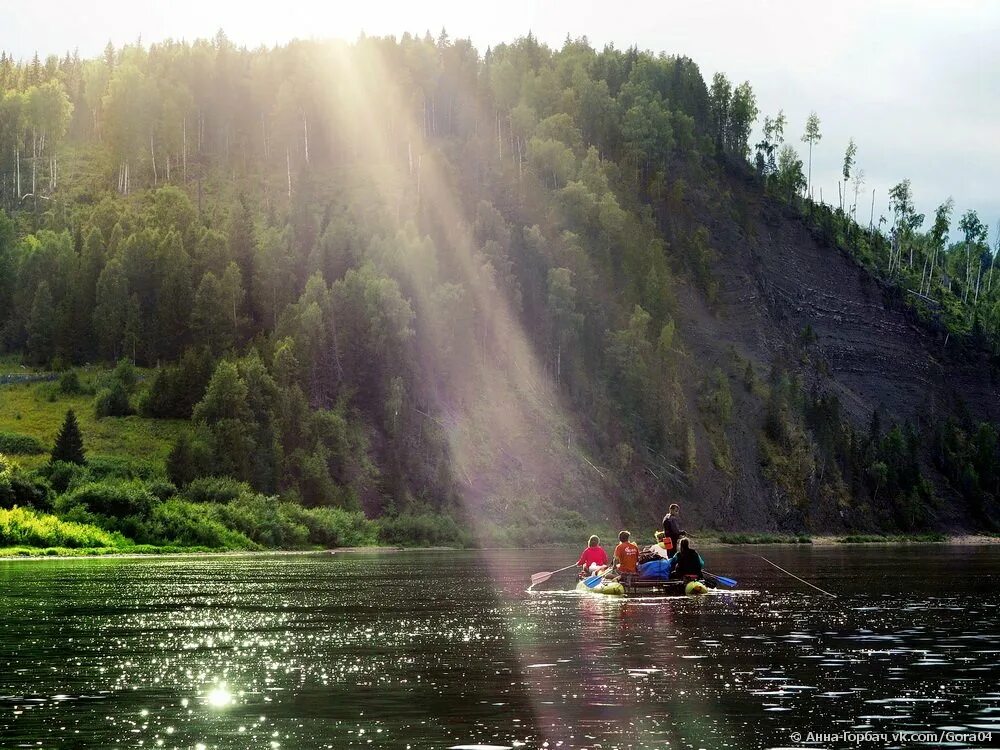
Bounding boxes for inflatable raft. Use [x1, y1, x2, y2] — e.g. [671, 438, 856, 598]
[576, 579, 625, 596]
[576, 577, 711, 597]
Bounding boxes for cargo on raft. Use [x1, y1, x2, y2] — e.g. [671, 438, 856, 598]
[575, 577, 712, 597]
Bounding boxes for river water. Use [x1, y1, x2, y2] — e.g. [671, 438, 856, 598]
[0, 546, 997, 749]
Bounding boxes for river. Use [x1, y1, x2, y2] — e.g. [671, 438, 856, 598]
[1, 546, 998, 749]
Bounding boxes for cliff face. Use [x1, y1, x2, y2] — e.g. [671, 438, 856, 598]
[659, 168, 999, 533]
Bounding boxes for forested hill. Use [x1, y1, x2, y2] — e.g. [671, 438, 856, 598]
[0, 32, 997, 549]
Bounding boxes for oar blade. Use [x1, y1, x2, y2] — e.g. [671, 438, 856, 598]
[583, 574, 604, 587]
[530, 571, 554, 587]
[705, 571, 737, 587]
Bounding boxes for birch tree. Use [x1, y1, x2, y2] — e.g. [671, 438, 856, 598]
[801, 111, 821, 200]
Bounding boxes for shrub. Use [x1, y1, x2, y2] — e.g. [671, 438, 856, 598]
[95, 380, 132, 418]
[60, 480, 158, 518]
[718, 532, 812, 544]
[280, 504, 377, 547]
[0, 455, 53, 510]
[138, 347, 216, 419]
[209, 494, 309, 548]
[0, 506, 127, 549]
[166, 432, 213, 487]
[86, 455, 160, 482]
[183, 476, 253, 504]
[59, 369, 83, 395]
[146, 479, 178, 501]
[143, 498, 258, 549]
[0, 432, 47, 455]
[377, 511, 470, 547]
[837, 533, 945, 544]
[111, 358, 139, 392]
[39, 460, 92, 494]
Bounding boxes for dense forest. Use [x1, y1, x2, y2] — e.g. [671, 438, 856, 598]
[0, 31, 997, 552]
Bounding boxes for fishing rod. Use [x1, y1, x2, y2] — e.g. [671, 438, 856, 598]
[754, 554, 837, 598]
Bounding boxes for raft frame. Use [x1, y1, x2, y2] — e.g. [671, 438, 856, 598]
[579, 576, 717, 597]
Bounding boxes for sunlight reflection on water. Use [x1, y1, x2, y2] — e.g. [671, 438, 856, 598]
[0, 547, 997, 748]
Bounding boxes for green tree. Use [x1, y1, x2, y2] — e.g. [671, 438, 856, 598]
[547, 267, 583, 384]
[707, 72, 731, 154]
[958, 209, 988, 304]
[26, 281, 56, 365]
[192, 271, 230, 354]
[777, 144, 805, 202]
[228, 196, 256, 310]
[727, 81, 757, 159]
[51, 409, 85, 465]
[220, 262, 247, 346]
[923, 198, 954, 293]
[93, 256, 129, 360]
[801, 111, 821, 199]
[192, 359, 255, 481]
[95, 379, 132, 418]
[166, 431, 199, 487]
[841, 138, 857, 211]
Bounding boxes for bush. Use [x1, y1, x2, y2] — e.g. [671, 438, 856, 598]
[95, 380, 132, 418]
[111, 358, 138, 392]
[837, 533, 945, 544]
[142, 498, 258, 549]
[281, 504, 377, 547]
[183, 476, 253, 504]
[209, 494, 310, 548]
[0, 455, 52, 510]
[166, 432, 213, 487]
[0, 506, 127, 549]
[717, 532, 812, 544]
[86, 455, 160, 482]
[59, 480, 158, 518]
[40, 460, 93, 494]
[146, 478, 178, 501]
[59, 369, 83, 394]
[138, 348, 216, 419]
[0, 432, 47, 455]
[377, 511, 470, 547]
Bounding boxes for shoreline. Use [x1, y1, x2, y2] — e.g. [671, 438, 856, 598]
[1, 534, 997, 561]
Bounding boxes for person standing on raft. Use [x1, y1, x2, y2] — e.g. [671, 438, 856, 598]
[577, 535, 609, 575]
[661, 503, 686, 558]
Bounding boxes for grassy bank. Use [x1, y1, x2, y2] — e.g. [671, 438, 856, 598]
[715, 532, 813, 545]
[836, 533, 946, 544]
[0, 375, 184, 471]
[0, 544, 218, 557]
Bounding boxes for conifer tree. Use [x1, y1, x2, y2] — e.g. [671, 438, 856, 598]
[51, 409, 85, 465]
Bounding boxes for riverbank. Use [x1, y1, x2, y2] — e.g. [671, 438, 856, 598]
[2, 533, 998, 560]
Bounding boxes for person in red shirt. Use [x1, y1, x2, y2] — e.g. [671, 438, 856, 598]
[577, 535, 609, 574]
[613, 530, 640, 580]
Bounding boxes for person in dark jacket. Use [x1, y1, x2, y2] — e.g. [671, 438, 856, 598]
[661, 503, 685, 558]
[670, 537, 704, 579]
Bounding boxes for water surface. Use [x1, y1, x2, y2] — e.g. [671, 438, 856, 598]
[1, 546, 998, 749]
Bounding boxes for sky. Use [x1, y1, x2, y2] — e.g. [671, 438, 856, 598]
[3, 0, 998, 241]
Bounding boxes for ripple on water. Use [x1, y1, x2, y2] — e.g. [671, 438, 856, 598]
[0, 548, 998, 749]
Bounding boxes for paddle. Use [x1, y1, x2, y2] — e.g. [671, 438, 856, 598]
[583, 569, 610, 587]
[529, 563, 578, 589]
[704, 571, 738, 587]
